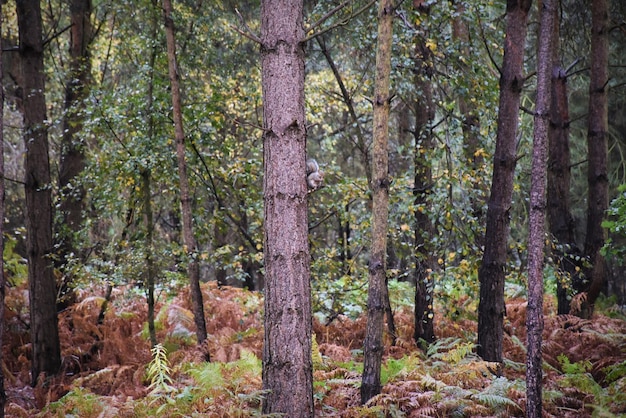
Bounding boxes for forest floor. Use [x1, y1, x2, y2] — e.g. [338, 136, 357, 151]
[3, 281, 626, 417]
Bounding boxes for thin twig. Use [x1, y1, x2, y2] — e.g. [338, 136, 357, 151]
[304, 0, 376, 43]
[230, 8, 262, 44]
[306, 0, 351, 33]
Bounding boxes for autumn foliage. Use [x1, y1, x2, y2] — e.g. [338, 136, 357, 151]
[1, 279, 625, 417]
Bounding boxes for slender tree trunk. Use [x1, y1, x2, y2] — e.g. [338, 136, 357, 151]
[477, 0, 532, 363]
[547, 12, 576, 315]
[163, 0, 208, 348]
[451, 0, 485, 224]
[526, 0, 555, 415]
[142, 169, 158, 348]
[581, 0, 609, 318]
[56, 0, 93, 308]
[260, 0, 313, 415]
[412, 11, 436, 347]
[0, 3, 6, 414]
[16, 0, 62, 385]
[144, 0, 159, 348]
[361, 0, 393, 404]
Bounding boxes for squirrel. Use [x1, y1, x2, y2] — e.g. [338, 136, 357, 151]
[306, 158, 324, 190]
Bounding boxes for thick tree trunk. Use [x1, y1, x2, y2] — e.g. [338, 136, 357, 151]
[361, 0, 393, 404]
[260, 0, 313, 416]
[56, 0, 93, 308]
[526, 0, 555, 415]
[477, 0, 532, 363]
[163, 0, 208, 348]
[16, 0, 62, 385]
[581, 0, 609, 319]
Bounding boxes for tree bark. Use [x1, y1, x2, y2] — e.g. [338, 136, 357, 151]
[260, 0, 313, 416]
[16, 0, 62, 385]
[143, 0, 159, 348]
[361, 0, 393, 404]
[526, 0, 555, 415]
[547, 11, 577, 315]
[477, 0, 532, 363]
[56, 0, 93, 308]
[412, 12, 436, 347]
[581, 0, 609, 318]
[163, 0, 208, 348]
[451, 0, 485, 223]
[0, 2, 6, 414]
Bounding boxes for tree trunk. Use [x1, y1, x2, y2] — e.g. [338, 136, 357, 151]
[56, 0, 93, 308]
[16, 0, 62, 385]
[451, 0, 485, 224]
[361, 0, 393, 404]
[581, 0, 609, 319]
[412, 11, 436, 347]
[144, 0, 159, 348]
[260, 0, 313, 416]
[526, 0, 555, 415]
[142, 169, 158, 348]
[477, 0, 532, 363]
[163, 0, 208, 348]
[547, 11, 577, 315]
[0, 3, 6, 414]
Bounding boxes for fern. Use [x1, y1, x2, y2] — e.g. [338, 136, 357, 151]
[382, 355, 420, 384]
[471, 393, 520, 411]
[44, 387, 108, 417]
[146, 343, 177, 396]
[186, 361, 225, 390]
[605, 359, 626, 383]
[312, 333, 324, 369]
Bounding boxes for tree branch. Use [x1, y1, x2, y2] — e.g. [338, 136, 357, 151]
[230, 8, 262, 44]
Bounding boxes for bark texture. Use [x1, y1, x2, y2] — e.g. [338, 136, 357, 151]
[451, 0, 485, 222]
[0, 3, 6, 413]
[477, 0, 532, 363]
[163, 0, 208, 348]
[57, 0, 93, 302]
[547, 11, 577, 315]
[581, 0, 609, 318]
[412, 16, 436, 346]
[526, 0, 555, 415]
[260, 0, 313, 415]
[361, 0, 393, 404]
[17, 0, 62, 384]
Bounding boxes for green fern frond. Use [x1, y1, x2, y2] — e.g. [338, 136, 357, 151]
[589, 403, 620, 418]
[471, 393, 521, 411]
[558, 354, 592, 374]
[542, 389, 565, 402]
[147, 343, 177, 395]
[503, 358, 526, 372]
[226, 348, 262, 379]
[312, 333, 324, 369]
[604, 359, 626, 383]
[427, 337, 462, 358]
[186, 361, 225, 390]
[382, 355, 421, 384]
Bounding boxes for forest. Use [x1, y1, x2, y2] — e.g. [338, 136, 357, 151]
[3, 0, 626, 416]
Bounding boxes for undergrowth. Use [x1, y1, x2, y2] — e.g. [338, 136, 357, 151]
[3, 282, 626, 417]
